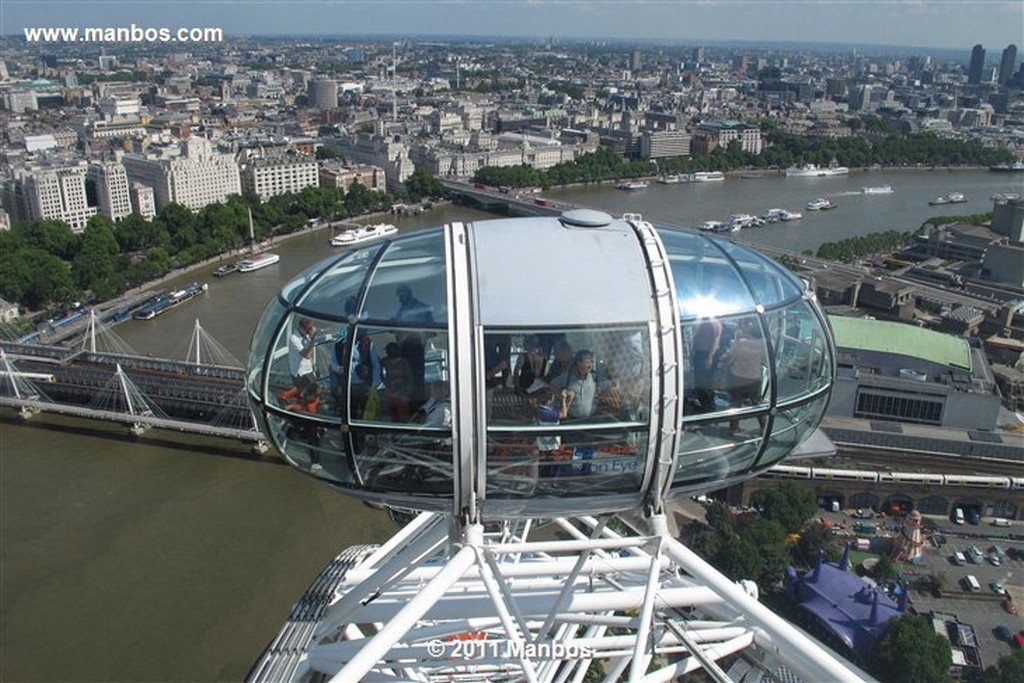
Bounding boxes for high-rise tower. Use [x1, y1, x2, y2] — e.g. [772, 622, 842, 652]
[968, 44, 986, 84]
[999, 44, 1018, 85]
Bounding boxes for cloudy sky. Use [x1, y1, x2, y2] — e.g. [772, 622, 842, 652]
[2, 1, 1021, 52]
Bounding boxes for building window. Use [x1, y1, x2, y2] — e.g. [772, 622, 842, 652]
[854, 390, 943, 425]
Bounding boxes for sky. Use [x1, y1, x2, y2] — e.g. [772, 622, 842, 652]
[1, 0, 1021, 53]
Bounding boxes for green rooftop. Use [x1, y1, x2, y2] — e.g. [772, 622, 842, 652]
[827, 316, 972, 371]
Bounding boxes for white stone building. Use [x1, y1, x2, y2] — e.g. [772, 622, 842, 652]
[122, 137, 241, 211]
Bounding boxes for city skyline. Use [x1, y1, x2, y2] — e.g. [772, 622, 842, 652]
[2, 0, 1022, 53]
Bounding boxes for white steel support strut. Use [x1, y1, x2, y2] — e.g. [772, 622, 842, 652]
[257, 511, 873, 683]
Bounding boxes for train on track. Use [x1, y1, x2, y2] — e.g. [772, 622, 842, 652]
[767, 464, 1024, 490]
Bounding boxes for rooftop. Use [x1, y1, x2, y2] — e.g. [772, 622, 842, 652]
[829, 316, 972, 371]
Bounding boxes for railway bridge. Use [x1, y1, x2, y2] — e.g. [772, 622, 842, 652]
[740, 465, 1023, 522]
[0, 322, 267, 452]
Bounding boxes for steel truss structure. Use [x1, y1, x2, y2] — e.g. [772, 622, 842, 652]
[251, 511, 872, 683]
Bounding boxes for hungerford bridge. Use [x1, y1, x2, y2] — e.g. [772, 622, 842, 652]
[0, 314, 267, 451]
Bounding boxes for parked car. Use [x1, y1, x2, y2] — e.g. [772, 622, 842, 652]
[1004, 599, 1017, 615]
[995, 625, 1012, 641]
[990, 581, 1006, 595]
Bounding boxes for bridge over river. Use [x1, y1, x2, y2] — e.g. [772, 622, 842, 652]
[0, 322, 267, 452]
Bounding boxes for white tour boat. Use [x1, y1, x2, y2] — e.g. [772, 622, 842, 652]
[237, 253, 281, 272]
[929, 192, 967, 206]
[861, 185, 894, 194]
[691, 171, 725, 182]
[785, 164, 849, 177]
[806, 197, 837, 211]
[762, 208, 803, 222]
[615, 181, 650, 191]
[330, 223, 399, 247]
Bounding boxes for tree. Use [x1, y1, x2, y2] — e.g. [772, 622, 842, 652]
[704, 500, 733, 534]
[404, 166, 446, 201]
[793, 521, 838, 568]
[715, 536, 763, 581]
[73, 218, 122, 297]
[971, 650, 1024, 683]
[875, 614, 952, 683]
[3, 247, 76, 309]
[684, 520, 722, 561]
[872, 555, 898, 583]
[759, 480, 817, 533]
[742, 519, 789, 588]
[17, 218, 78, 260]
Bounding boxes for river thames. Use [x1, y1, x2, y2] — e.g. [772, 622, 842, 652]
[1, 169, 1021, 681]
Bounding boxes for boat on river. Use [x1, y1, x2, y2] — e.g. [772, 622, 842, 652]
[762, 208, 803, 222]
[692, 171, 725, 182]
[330, 223, 399, 247]
[929, 192, 966, 205]
[237, 253, 281, 272]
[213, 262, 239, 277]
[615, 181, 650, 191]
[699, 220, 730, 232]
[786, 164, 849, 177]
[989, 160, 1024, 173]
[862, 185, 894, 195]
[806, 198, 837, 211]
[657, 174, 685, 184]
[133, 282, 208, 320]
[727, 214, 761, 229]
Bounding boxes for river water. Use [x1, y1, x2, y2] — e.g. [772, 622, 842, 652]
[1, 169, 1021, 681]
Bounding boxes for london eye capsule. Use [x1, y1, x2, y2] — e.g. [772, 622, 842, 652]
[246, 210, 835, 521]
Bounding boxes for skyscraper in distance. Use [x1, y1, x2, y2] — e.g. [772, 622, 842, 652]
[968, 44, 985, 84]
[999, 44, 1018, 85]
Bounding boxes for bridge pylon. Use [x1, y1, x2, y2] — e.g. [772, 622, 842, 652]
[0, 349, 53, 418]
[181, 319, 242, 368]
[85, 363, 167, 437]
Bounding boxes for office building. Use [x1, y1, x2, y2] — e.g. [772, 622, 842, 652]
[999, 44, 1018, 85]
[5, 163, 96, 232]
[240, 152, 319, 201]
[87, 160, 133, 221]
[318, 162, 386, 193]
[129, 182, 156, 220]
[122, 137, 241, 212]
[968, 44, 985, 84]
[827, 316, 1002, 430]
[640, 130, 691, 159]
[308, 78, 338, 110]
[692, 120, 762, 155]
